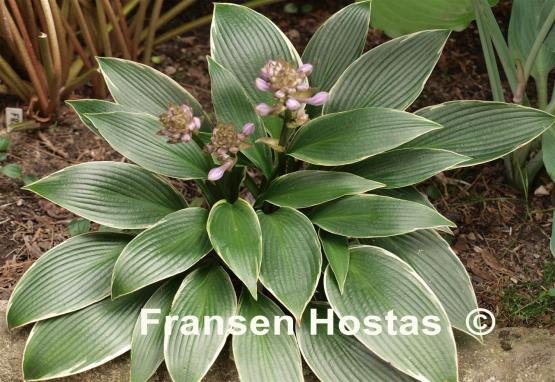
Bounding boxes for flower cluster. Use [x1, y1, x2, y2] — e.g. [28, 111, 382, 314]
[158, 104, 201, 143]
[254, 59, 329, 124]
[206, 122, 255, 181]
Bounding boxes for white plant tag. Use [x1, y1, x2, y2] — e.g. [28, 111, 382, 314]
[5, 107, 23, 127]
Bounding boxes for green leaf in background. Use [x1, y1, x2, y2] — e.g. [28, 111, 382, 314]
[370, 0, 497, 37]
[508, 0, 555, 81]
[302, 1, 371, 93]
[88, 112, 211, 180]
[207, 57, 273, 178]
[324, 30, 449, 113]
[66, 99, 126, 136]
[24, 162, 187, 229]
[325, 245, 458, 382]
[23, 291, 150, 381]
[543, 126, 555, 181]
[2, 162, 22, 178]
[112, 208, 211, 298]
[0, 136, 11, 151]
[370, 230, 481, 341]
[262, 170, 383, 208]
[130, 278, 181, 382]
[309, 194, 454, 238]
[67, 218, 91, 237]
[97, 57, 207, 123]
[0, 153, 6, 161]
[551, 212, 555, 257]
[258, 208, 321, 319]
[6, 233, 130, 329]
[21, 174, 38, 186]
[207, 198, 262, 298]
[165, 265, 237, 382]
[341, 148, 469, 188]
[288, 107, 441, 166]
[407, 101, 555, 166]
[233, 292, 303, 382]
[319, 231, 349, 294]
[297, 305, 414, 382]
[211, 3, 301, 104]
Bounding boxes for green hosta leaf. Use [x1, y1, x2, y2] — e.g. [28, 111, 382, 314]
[297, 304, 414, 382]
[261, 170, 383, 208]
[23, 291, 150, 381]
[543, 126, 555, 181]
[309, 194, 454, 238]
[325, 246, 458, 382]
[7, 233, 129, 329]
[211, 3, 301, 104]
[508, 0, 555, 81]
[288, 107, 441, 166]
[370, 230, 481, 340]
[324, 30, 449, 113]
[342, 148, 469, 188]
[371, 0, 497, 37]
[24, 162, 186, 229]
[0, 136, 11, 151]
[257, 208, 321, 319]
[233, 292, 303, 382]
[2, 163, 22, 178]
[67, 218, 91, 236]
[112, 208, 211, 298]
[207, 57, 273, 178]
[88, 112, 211, 180]
[130, 278, 181, 382]
[406, 101, 555, 166]
[165, 265, 237, 382]
[207, 198, 262, 298]
[319, 231, 349, 294]
[302, 1, 371, 93]
[66, 99, 126, 135]
[97, 57, 206, 122]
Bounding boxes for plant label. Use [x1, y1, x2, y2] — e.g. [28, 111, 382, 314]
[5, 107, 23, 127]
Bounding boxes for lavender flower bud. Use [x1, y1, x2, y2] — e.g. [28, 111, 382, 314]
[256, 103, 274, 116]
[207, 164, 227, 181]
[275, 90, 286, 99]
[181, 133, 192, 143]
[256, 78, 272, 92]
[242, 122, 255, 136]
[260, 67, 270, 81]
[286, 98, 301, 111]
[193, 117, 201, 130]
[305, 91, 329, 106]
[298, 63, 313, 75]
[296, 82, 310, 92]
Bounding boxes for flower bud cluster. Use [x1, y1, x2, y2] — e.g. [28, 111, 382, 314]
[159, 104, 201, 143]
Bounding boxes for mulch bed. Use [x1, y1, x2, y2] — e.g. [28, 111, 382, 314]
[0, 0, 553, 328]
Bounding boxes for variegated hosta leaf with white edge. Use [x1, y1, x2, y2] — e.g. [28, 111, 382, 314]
[302, 1, 371, 93]
[88, 112, 211, 180]
[287, 107, 441, 166]
[233, 292, 303, 382]
[341, 148, 469, 189]
[319, 231, 350, 294]
[325, 245, 458, 382]
[406, 101, 555, 166]
[370, 0, 497, 37]
[211, 3, 301, 104]
[207, 57, 273, 178]
[7, 233, 130, 329]
[66, 99, 126, 136]
[111, 208, 211, 298]
[297, 304, 415, 382]
[257, 207, 321, 319]
[207, 198, 262, 298]
[130, 278, 181, 382]
[97, 57, 208, 127]
[323, 30, 449, 113]
[370, 230, 481, 341]
[165, 265, 237, 382]
[261, 170, 383, 208]
[22, 291, 151, 381]
[543, 126, 555, 181]
[24, 162, 187, 229]
[309, 194, 455, 238]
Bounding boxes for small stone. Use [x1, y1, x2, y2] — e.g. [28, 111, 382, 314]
[534, 185, 550, 196]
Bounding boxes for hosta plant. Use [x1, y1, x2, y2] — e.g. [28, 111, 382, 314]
[8, 3, 555, 382]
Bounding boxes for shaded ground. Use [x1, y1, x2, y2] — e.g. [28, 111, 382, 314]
[0, 0, 553, 327]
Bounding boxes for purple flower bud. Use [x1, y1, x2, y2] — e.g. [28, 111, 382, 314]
[207, 164, 227, 181]
[256, 103, 273, 116]
[286, 98, 301, 111]
[305, 91, 329, 106]
[193, 117, 201, 130]
[181, 133, 192, 143]
[275, 90, 286, 99]
[296, 82, 310, 91]
[260, 68, 270, 80]
[298, 63, 313, 75]
[242, 122, 255, 136]
[256, 78, 272, 92]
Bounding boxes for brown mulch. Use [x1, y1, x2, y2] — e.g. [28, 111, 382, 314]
[0, 0, 553, 327]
